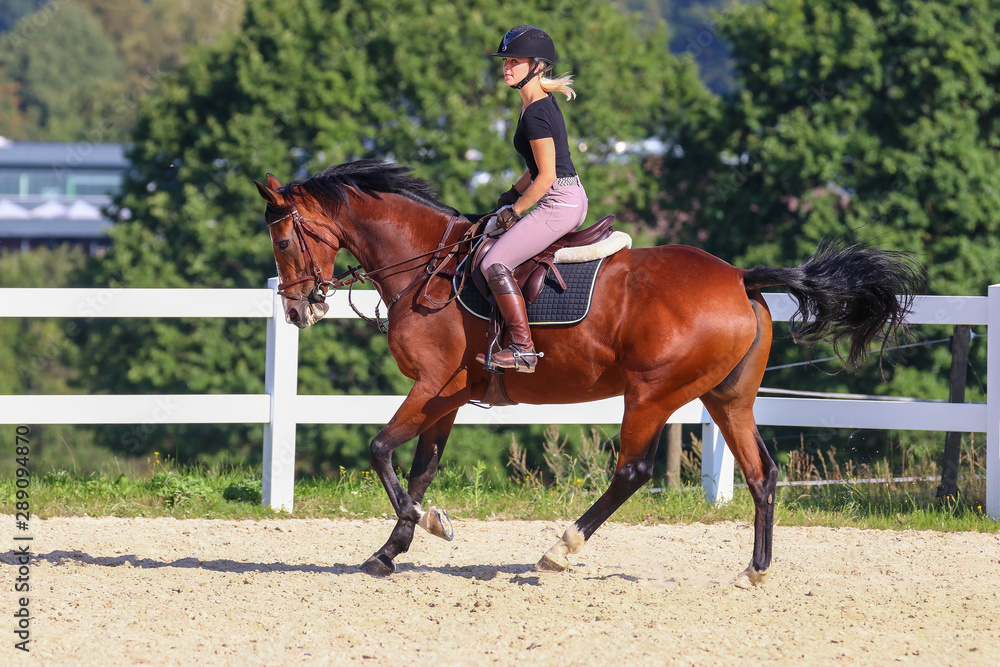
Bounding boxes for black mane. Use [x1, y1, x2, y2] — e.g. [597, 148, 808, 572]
[280, 159, 456, 216]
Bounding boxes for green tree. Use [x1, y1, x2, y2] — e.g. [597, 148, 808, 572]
[699, 0, 1000, 294]
[77, 0, 246, 95]
[76, 0, 715, 474]
[0, 0, 246, 142]
[670, 0, 998, 462]
[0, 1, 124, 140]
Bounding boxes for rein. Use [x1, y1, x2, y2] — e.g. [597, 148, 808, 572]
[269, 206, 491, 330]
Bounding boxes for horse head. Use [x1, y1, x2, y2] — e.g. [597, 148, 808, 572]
[254, 173, 338, 328]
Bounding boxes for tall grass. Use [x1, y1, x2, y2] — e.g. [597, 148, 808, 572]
[772, 434, 990, 529]
[3, 431, 996, 532]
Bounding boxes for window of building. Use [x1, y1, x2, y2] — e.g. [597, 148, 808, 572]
[70, 172, 122, 197]
[0, 169, 122, 199]
[26, 172, 65, 198]
[0, 171, 22, 197]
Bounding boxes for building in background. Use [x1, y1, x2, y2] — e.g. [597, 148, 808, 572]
[0, 138, 126, 254]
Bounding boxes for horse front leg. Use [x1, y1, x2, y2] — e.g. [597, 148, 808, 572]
[360, 410, 457, 576]
[361, 390, 463, 576]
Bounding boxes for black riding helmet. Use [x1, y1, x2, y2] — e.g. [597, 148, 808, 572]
[490, 25, 556, 89]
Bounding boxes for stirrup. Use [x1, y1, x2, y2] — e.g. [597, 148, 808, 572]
[493, 346, 544, 373]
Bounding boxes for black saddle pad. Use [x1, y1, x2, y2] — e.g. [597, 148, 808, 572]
[455, 258, 605, 326]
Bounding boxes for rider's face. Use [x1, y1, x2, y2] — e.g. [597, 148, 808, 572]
[502, 57, 531, 85]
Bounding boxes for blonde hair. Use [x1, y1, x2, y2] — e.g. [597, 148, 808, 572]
[538, 60, 576, 100]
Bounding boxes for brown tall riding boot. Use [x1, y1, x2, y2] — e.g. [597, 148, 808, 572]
[482, 264, 541, 372]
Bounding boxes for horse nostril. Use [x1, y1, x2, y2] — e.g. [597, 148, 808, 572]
[287, 308, 299, 323]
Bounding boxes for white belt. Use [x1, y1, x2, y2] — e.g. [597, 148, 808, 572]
[554, 174, 580, 187]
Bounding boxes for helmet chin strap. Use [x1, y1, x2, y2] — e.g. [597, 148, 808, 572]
[510, 59, 545, 90]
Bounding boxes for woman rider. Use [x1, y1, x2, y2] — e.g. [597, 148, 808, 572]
[480, 24, 588, 373]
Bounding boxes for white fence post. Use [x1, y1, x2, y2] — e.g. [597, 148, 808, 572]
[262, 277, 300, 512]
[987, 285, 1000, 519]
[701, 409, 734, 504]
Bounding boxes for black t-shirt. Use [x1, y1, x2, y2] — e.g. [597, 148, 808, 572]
[512, 94, 577, 179]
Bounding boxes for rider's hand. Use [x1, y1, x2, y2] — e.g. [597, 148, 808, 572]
[496, 185, 520, 209]
[496, 205, 520, 230]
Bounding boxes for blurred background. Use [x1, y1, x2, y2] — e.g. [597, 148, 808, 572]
[0, 0, 994, 490]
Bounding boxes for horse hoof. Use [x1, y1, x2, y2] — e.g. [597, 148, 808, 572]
[358, 554, 396, 577]
[417, 506, 454, 541]
[734, 566, 770, 588]
[534, 552, 570, 573]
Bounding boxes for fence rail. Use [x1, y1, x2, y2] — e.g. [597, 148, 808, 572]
[1, 280, 996, 519]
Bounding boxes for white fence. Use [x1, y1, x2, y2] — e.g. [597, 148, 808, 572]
[1, 279, 997, 519]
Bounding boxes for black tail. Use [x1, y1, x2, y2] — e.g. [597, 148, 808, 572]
[743, 241, 924, 367]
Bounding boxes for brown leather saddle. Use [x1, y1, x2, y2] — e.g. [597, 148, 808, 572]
[463, 214, 615, 408]
[468, 214, 616, 304]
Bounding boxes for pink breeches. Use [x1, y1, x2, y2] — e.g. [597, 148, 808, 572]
[481, 182, 588, 272]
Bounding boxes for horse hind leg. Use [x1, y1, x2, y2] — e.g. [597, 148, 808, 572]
[536, 393, 670, 572]
[702, 299, 778, 587]
[359, 410, 457, 577]
[708, 407, 777, 588]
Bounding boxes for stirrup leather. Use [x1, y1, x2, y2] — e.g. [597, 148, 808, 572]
[476, 331, 505, 374]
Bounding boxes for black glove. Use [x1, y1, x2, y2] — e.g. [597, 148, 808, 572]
[496, 185, 520, 208]
[496, 205, 520, 230]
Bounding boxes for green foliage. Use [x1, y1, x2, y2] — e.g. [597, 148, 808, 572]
[0, 2, 124, 140]
[2, 0, 996, 483]
[76, 0, 246, 83]
[148, 470, 213, 507]
[776, 434, 990, 525]
[74, 0, 715, 473]
[0, 0, 245, 141]
[223, 478, 262, 504]
[693, 0, 1000, 297]
[656, 0, 1000, 461]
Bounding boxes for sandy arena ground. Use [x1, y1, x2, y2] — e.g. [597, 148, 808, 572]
[3, 516, 999, 666]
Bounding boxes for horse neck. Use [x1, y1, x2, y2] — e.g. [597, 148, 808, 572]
[338, 195, 458, 295]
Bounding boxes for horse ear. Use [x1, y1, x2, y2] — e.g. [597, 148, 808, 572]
[266, 173, 282, 190]
[253, 179, 279, 206]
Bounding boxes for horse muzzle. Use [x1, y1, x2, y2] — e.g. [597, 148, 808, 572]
[284, 299, 330, 328]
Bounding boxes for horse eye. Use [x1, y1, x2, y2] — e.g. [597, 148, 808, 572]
[277, 240, 290, 251]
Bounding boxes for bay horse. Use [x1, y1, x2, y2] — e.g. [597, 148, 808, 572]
[254, 159, 920, 586]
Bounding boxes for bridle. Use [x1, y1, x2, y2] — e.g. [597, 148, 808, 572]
[267, 204, 491, 329]
[267, 207, 341, 303]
